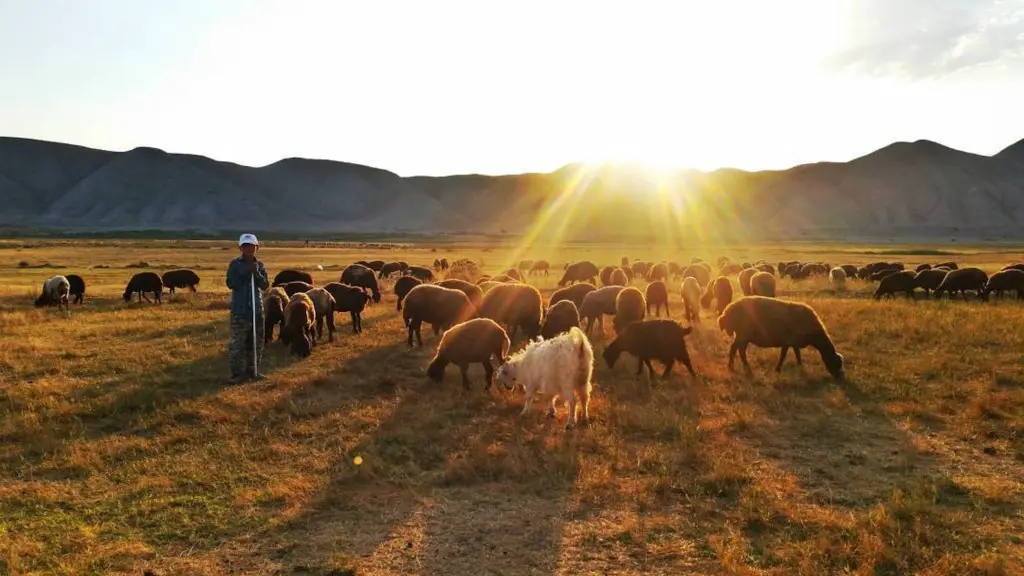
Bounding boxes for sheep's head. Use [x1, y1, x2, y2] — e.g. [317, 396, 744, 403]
[602, 340, 622, 369]
[122, 291, 132, 303]
[494, 361, 518, 390]
[426, 356, 446, 382]
[824, 351, 845, 381]
[33, 294, 48, 308]
[291, 333, 313, 358]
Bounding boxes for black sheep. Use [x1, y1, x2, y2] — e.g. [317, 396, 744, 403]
[873, 271, 917, 300]
[323, 282, 372, 333]
[934, 267, 988, 300]
[394, 275, 423, 311]
[273, 269, 314, 287]
[341, 264, 382, 303]
[407, 266, 435, 282]
[282, 281, 314, 296]
[66, 274, 86, 305]
[557, 261, 600, 287]
[161, 269, 201, 294]
[123, 272, 163, 304]
[603, 319, 697, 380]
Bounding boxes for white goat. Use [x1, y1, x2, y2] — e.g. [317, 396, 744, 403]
[829, 267, 847, 290]
[35, 275, 70, 311]
[495, 326, 594, 430]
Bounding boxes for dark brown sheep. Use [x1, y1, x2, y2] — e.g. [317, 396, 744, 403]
[913, 268, 948, 298]
[305, 287, 338, 342]
[541, 300, 581, 340]
[378, 262, 404, 278]
[602, 319, 696, 380]
[934, 261, 958, 270]
[840, 264, 858, 278]
[66, 274, 86, 305]
[914, 263, 932, 273]
[282, 281, 314, 297]
[631, 261, 649, 279]
[1002, 263, 1024, 273]
[341, 264, 382, 303]
[646, 262, 669, 282]
[750, 271, 776, 297]
[612, 286, 646, 335]
[263, 287, 288, 344]
[323, 282, 372, 334]
[645, 280, 670, 317]
[719, 263, 744, 276]
[873, 271, 917, 300]
[426, 318, 511, 389]
[394, 275, 423, 311]
[402, 284, 475, 347]
[407, 266, 435, 282]
[479, 283, 543, 341]
[558, 261, 600, 287]
[436, 278, 485, 314]
[161, 269, 201, 294]
[700, 276, 733, 316]
[549, 282, 597, 311]
[682, 264, 710, 288]
[609, 268, 629, 286]
[273, 269, 313, 287]
[123, 272, 163, 304]
[738, 267, 757, 296]
[719, 296, 844, 380]
[505, 268, 522, 281]
[579, 285, 625, 335]
[933, 267, 989, 300]
[284, 293, 317, 357]
[982, 269, 1024, 301]
[599, 265, 616, 286]
[756, 263, 777, 276]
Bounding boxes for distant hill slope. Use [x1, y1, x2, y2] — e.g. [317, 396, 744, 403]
[2, 136, 1024, 240]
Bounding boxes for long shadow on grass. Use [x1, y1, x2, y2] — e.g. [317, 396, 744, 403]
[258, 335, 579, 576]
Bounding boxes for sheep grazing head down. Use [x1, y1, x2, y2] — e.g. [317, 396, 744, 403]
[494, 361, 519, 391]
[601, 342, 623, 370]
[823, 351, 845, 381]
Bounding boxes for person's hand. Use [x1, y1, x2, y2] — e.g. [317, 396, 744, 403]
[249, 261, 258, 274]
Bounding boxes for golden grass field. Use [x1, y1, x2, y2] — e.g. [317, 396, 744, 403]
[1, 238, 1023, 576]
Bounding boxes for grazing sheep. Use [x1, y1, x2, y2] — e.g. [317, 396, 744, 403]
[436, 278, 484, 314]
[549, 282, 597, 311]
[621, 266, 635, 283]
[621, 256, 630, 268]
[738, 267, 757, 296]
[681, 264, 711, 289]
[557, 261, 600, 287]
[504, 268, 522, 281]
[934, 261, 958, 270]
[718, 296, 844, 380]
[873, 271, 917, 300]
[123, 272, 163, 304]
[518, 260, 534, 274]
[433, 259, 443, 271]
[489, 273, 520, 283]
[631, 261, 649, 279]
[829, 267, 847, 290]
[1002, 263, 1024, 273]
[668, 261, 682, 279]
[323, 282, 372, 333]
[869, 268, 902, 282]
[529, 260, 550, 276]
[599, 265, 616, 286]
[700, 276, 733, 316]
[281, 281, 314, 297]
[646, 262, 669, 282]
[161, 269, 201, 295]
[933, 267, 989, 301]
[680, 277, 702, 324]
[427, 318, 511, 389]
[378, 262, 404, 278]
[645, 280, 670, 317]
[439, 258, 450, 270]
[362, 260, 386, 272]
[479, 283, 543, 341]
[402, 284, 475, 347]
[284, 293, 317, 357]
[495, 326, 593, 430]
[750, 271, 776, 297]
[579, 285, 625, 335]
[912, 268, 948, 298]
[407, 266, 435, 282]
[341, 264, 382, 303]
[840, 264, 858, 279]
[273, 269, 314, 287]
[756, 263, 777, 277]
[613, 286, 646, 335]
[983, 269, 1024, 300]
[394, 275, 423, 311]
[34, 275, 70, 311]
[915, 263, 932, 273]
[66, 274, 86, 305]
[602, 319, 696, 380]
[719, 263, 744, 276]
[304, 287, 338, 342]
[608, 268, 629, 287]
[478, 281, 504, 293]
[263, 287, 288, 344]
[541, 300, 581, 339]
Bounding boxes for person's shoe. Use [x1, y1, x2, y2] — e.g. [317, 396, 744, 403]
[249, 372, 266, 382]
[227, 375, 246, 385]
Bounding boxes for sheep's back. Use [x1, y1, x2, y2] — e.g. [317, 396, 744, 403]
[720, 297, 828, 348]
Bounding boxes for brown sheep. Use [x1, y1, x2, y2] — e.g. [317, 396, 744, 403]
[645, 280, 670, 317]
[273, 269, 314, 287]
[579, 285, 625, 335]
[646, 262, 669, 282]
[489, 273, 520, 283]
[603, 319, 696, 380]
[478, 283, 543, 341]
[750, 271, 776, 297]
[609, 268, 629, 286]
[504, 268, 523, 281]
[631, 261, 649, 279]
[304, 287, 338, 342]
[284, 293, 317, 358]
[680, 277, 702, 324]
[934, 267, 988, 300]
[557, 261, 600, 287]
[436, 278, 484, 313]
[612, 286, 646, 335]
[426, 318, 511, 389]
[599, 265, 616, 286]
[913, 268, 948, 298]
[282, 281, 314, 297]
[682, 264, 711, 288]
[719, 296, 844, 380]
[402, 284, 475, 347]
[263, 286, 289, 344]
[738, 267, 757, 296]
[549, 282, 597, 311]
[719, 263, 744, 276]
[541, 300, 581, 340]
[341, 264, 382, 302]
[982, 269, 1024, 301]
[323, 282, 372, 334]
[528, 260, 550, 276]
[700, 276, 733, 316]
[873, 271, 917, 300]
[394, 275, 423, 311]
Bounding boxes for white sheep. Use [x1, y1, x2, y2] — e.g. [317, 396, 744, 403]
[34, 275, 71, 312]
[829, 267, 847, 290]
[680, 277, 702, 324]
[495, 326, 594, 430]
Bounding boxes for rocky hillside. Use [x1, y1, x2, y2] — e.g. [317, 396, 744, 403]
[2, 136, 1024, 240]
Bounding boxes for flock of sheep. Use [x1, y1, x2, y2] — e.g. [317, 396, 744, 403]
[30, 254, 1024, 429]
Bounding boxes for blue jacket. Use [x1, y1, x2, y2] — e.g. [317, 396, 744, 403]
[226, 256, 270, 318]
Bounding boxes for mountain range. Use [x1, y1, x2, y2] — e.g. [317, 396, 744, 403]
[2, 136, 1024, 241]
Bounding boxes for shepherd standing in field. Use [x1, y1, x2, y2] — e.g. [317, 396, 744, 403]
[226, 233, 270, 384]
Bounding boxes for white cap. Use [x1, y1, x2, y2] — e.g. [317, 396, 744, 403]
[238, 233, 259, 246]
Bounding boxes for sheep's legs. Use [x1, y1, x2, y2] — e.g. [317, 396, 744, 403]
[565, 394, 577, 430]
[520, 383, 535, 416]
[547, 396, 557, 419]
[579, 388, 590, 424]
[661, 360, 674, 380]
[315, 316, 324, 341]
[326, 311, 335, 342]
[728, 342, 739, 371]
[776, 347, 789, 371]
[793, 347, 803, 365]
[482, 360, 494, 389]
[636, 357, 645, 376]
[458, 365, 471, 390]
[644, 359, 657, 379]
[738, 344, 753, 374]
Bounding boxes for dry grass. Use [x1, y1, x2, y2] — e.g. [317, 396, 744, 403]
[1, 239, 1023, 575]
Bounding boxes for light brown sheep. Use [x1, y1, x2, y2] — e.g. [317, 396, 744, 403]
[304, 287, 338, 342]
[750, 271, 776, 297]
[284, 293, 317, 357]
[541, 299, 581, 340]
[680, 277, 702, 324]
[402, 284, 475, 347]
[426, 318, 511, 389]
[579, 285, 625, 335]
[612, 286, 646, 335]
[478, 283, 543, 341]
[738, 267, 757, 296]
[645, 280, 670, 317]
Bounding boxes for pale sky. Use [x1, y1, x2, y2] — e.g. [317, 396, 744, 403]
[1, 0, 1023, 176]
